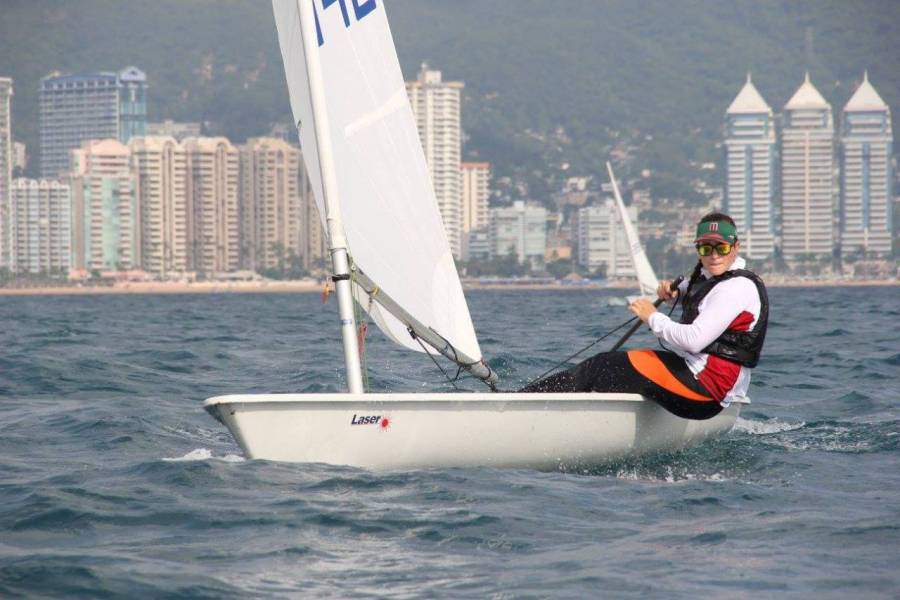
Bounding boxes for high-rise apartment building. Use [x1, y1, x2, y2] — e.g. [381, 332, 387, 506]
[239, 137, 303, 271]
[575, 199, 636, 278]
[10, 178, 71, 274]
[40, 67, 147, 178]
[69, 139, 138, 271]
[0, 77, 12, 270]
[840, 72, 893, 257]
[460, 161, 490, 261]
[406, 65, 464, 258]
[724, 75, 777, 260]
[461, 162, 490, 233]
[489, 201, 547, 265]
[130, 136, 187, 276]
[781, 74, 835, 260]
[183, 137, 240, 274]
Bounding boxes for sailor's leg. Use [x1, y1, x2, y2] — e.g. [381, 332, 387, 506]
[536, 348, 723, 420]
[622, 349, 724, 420]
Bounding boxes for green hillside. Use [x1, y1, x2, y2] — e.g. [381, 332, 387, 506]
[2, 0, 898, 184]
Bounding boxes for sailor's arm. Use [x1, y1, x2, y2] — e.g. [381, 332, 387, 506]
[647, 279, 756, 353]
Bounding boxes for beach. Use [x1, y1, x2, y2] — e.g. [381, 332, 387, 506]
[0, 276, 897, 296]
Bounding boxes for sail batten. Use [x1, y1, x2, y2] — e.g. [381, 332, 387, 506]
[273, 0, 483, 362]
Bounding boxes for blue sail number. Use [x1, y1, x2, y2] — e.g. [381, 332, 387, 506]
[314, 0, 378, 46]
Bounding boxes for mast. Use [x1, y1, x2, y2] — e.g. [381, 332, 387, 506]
[295, 0, 364, 393]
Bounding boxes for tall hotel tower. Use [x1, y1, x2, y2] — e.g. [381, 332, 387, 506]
[238, 137, 303, 271]
[40, 67, 147, 178]
[781, 74, 835, 260]
[406, 65, 464, 258]
[129, 136, 187, 276]
[183, 137, 240, 274]
[0, 78, 12, 270]
[724, 75, 776, 259]
[839, 72, 893, 257]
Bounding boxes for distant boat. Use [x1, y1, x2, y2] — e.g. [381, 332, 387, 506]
[203, 0, 737, 469]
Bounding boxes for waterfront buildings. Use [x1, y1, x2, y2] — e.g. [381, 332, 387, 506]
[183, 137, 240, 274]
[0, 78, 12, 270]
[780, 74, 836, 260]
[840, 72, 893, 257]
[129, 136, 187, 276]
[238, 137, 303, 271]
[39, 67, 147, 178]
[10, 178, 71, 274]
[575, 199, 637, 278]
[489, 201, 547, 266]
[69, 139, 138, 271]
[407, 65, 464, 258]
[724, 74, 776, 260]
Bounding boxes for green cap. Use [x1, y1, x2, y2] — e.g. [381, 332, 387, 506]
[695, 221, 738, 244]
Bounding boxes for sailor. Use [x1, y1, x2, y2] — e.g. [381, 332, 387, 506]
[521, 212, 768, 420]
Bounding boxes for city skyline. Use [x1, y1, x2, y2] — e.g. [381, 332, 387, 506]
[0, 60, 896, 283]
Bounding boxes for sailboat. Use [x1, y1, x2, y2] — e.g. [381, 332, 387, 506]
[203, 0, 739, 469]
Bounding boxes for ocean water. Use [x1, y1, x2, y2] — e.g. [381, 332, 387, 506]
[0, 286, 898, 598]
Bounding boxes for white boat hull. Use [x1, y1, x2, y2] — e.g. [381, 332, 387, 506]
[204, 393, 739, 470]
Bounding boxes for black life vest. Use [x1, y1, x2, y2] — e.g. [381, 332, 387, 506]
[680, 268, 768, 368]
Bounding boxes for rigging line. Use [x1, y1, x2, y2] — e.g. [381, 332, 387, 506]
[427, 328, 498, 392]
[521, 315, 639, 389]
[408, 327, 461, 391]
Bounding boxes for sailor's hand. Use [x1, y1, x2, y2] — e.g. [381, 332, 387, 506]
[657, 280, 679, 302]
[629, 298, 657, 322]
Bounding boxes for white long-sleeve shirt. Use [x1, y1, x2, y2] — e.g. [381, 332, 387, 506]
[647, 257, 761, 406]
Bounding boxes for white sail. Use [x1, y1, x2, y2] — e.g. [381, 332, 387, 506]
[272, 0, 481, 360]
[606, 162, 659, 297]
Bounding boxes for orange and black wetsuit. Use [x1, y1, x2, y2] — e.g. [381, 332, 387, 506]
[519, 348, 722, 420]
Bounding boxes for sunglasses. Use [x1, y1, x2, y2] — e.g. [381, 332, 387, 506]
[696, 242, 733, 257]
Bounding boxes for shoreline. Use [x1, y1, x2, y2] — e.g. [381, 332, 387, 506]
[0, 277, 897, 296]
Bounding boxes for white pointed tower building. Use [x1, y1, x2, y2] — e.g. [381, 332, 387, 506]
[724, 74, 776, 259]
[781, 73, 836, 261]
[840, 72, 893, 257]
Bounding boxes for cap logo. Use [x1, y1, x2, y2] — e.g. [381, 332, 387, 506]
[695, 220, 738, 244]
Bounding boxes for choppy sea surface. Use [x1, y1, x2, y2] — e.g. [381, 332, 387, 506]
[1, 286, 898, 598]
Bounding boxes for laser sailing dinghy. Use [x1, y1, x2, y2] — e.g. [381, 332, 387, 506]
[203, 0, 738, 469]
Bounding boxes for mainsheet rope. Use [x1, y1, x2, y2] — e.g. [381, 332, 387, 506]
[521, 293, 682, 391]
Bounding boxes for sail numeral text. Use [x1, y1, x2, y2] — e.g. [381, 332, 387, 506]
[314, 0, 378, 46]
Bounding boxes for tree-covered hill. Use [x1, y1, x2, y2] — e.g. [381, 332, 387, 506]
[2, 0, 898, 182]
